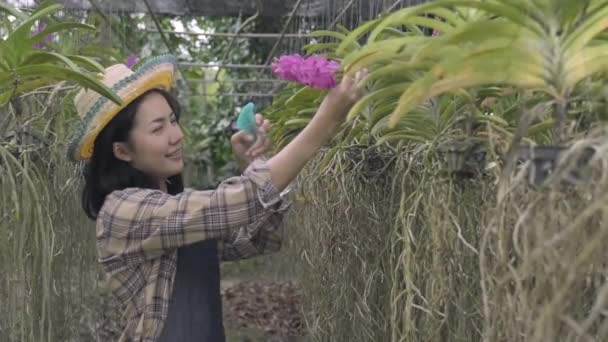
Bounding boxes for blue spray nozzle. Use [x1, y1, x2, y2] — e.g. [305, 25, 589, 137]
[235, 102, 257, 139]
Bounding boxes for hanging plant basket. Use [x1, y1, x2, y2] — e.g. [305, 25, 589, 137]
[437, 140, 487, 177]
[515, 145, 596, 186]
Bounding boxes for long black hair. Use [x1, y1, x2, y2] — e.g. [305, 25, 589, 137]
[81, 88, 184, 220]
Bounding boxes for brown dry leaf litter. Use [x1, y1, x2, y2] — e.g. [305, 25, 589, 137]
[222, 280, 304, 337]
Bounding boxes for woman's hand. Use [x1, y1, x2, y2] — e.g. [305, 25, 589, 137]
[320, 68, 368, 124]
[231, 114, 273, 171]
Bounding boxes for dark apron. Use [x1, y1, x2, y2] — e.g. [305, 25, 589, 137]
[158, 239, 226, 342]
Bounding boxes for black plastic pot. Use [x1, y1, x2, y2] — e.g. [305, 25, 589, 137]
[437, 141, 486, 177]
[516, 145, 595, 186]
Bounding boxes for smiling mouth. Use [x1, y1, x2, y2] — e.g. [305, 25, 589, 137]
[166, 149, 182, 159]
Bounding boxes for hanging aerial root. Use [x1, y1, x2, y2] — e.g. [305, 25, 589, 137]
[281, 133, 608, 342]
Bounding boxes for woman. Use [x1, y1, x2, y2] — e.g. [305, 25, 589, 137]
[67, 54, 366, 341]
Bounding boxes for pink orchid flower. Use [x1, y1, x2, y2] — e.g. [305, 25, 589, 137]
[271, 54, 340, 89]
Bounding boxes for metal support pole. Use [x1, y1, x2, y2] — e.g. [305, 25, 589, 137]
[258, 0, 305, 78]
[186, 78, 285, 84]
[200, 93, 274, 97]
[178, 62, 272, 69]
[145, 30, 313, 39]
[328, 0, 356, 30]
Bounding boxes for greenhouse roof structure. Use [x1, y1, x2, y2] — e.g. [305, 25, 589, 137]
[5, 0, 429, 103]
[54, 0, 428, 18]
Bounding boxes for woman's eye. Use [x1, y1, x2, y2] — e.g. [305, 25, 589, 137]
[170, 117, 178, 125]
[152, 126, 163, 133]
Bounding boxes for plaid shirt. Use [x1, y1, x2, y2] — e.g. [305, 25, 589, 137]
[96, 159, 291, 341]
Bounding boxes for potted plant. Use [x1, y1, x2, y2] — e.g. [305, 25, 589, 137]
[515, 144, 596, 186]
[335, 0, 608, 185]
[0, 0, 121, 111]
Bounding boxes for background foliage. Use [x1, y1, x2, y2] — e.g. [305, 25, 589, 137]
[4, 0, 608, 341]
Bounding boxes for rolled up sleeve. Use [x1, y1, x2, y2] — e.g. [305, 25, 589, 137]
[96, 159, 290, 271]
[218, 180, 292, 261]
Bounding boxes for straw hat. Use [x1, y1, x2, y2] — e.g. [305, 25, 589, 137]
[66, 54, 177, 161]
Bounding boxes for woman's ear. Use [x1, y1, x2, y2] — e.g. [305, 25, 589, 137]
[113, 142, 133, 162]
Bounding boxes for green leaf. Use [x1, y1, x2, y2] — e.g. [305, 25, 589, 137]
[311, 30, 348, 42]
[22, 51, 80, 71]
[285, 86, 323, 106]
[336, 18, 382, 56]
[556, 0, 590, 27]
[388, 48, 548, 127]
[65, 55, 105, 72]
[347, 83, 408, 122]
[0, 41, 11, 71]
[426, 7, 467, 27]
[304, 43, 340, 55]
[397, 16, 456, 35]
[365, 62, 426, 85]
[9, 3, 63, 44]
[31, 22, 96, 45]
[295, 108, 317, 117]
[0, 2, 26, 20]
[567, 56, 608, 90]
[0, 88, 14, 107]
[284, 118, 311, 128]
[564, 2, 608, 54]
[370, 0, 545, 42]
[335, 24, 351, 35]
[11, 64, 121, 105]
[528, 119, 555, 135]
[565, 45, 608, 87]
[342, 36, 428, 72]
[373, 27, 410, 39]
[344, 121, 368, 141]
[413, 19, 523, 62]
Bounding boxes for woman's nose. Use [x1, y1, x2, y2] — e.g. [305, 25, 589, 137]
[170, 124, 184, 144]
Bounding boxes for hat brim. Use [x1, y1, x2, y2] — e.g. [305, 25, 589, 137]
[67, 55, 176, 161]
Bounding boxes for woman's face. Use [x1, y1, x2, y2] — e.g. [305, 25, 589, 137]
[113, 91, 184, 181]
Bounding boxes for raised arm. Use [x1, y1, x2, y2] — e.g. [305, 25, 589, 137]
[268, 69, 367, 192]
[97, 69, 367, 269]
[96, 159, 282, 268]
